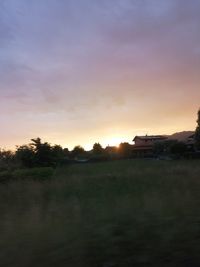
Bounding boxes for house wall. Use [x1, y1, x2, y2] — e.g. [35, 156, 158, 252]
[134, 138, 154, 147]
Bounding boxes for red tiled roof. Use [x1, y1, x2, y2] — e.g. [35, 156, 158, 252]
[133, 135, 167, 141]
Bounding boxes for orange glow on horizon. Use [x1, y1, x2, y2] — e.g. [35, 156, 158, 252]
[101, 136, 128, 148]
[81, 136, 129, 151]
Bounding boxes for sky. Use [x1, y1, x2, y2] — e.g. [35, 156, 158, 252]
[0, 0, 200, 150]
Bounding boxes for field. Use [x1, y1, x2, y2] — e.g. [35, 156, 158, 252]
[0, 159, 200, 267]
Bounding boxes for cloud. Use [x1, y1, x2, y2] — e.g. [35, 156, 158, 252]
[0, 0, 199, 148]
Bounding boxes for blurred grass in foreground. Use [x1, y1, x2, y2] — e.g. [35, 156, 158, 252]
[0, 167, 54, 182]
[0, 159, 200, 267]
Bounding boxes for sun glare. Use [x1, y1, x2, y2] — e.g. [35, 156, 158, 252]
[102, 137, 124, 148]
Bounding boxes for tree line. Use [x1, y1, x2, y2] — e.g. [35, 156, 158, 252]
[0, 138, 135, 171]
[0, 108, 200, 171]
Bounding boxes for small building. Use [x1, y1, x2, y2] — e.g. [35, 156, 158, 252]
[132, 135, 168, 157]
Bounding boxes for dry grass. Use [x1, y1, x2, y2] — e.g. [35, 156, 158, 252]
[0, 159, 200, 267]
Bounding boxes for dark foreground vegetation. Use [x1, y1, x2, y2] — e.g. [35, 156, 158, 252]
[0, 159, 200, 267]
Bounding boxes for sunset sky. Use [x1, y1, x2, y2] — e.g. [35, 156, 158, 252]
[0, 0, 200, 150]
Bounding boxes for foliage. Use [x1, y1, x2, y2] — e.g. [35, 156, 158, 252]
[16, 138, 66, 168]
[15, 145, 35, 168]
[71, 145, 85, 159]
[92, 143, 104, 154]
[0, 149, 16, 170]
[63, 147, 70, 156]
[2, 106, 200, 171]
[90, 143, 109, 161]
[1, 160, 200, 267]
[195, 108, 200, 150]
[31, 138, 54, 167]
[118, 142, 133, 158]
[154, 140, 187, 157]
[170, 141, 187, 155]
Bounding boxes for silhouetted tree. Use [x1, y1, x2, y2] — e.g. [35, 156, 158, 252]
[31, 138, 53, 167]
[195, 109, 200, 150]
[71, 145, 85, 159]
[0, 149, 15, 170]
[63, 148, 69, 157]
[90, 143, 108, 161]
[16, 138, 66, 168]
[51, 145, 65, 164]
[92, 143, 104, 154]
[16, 145, 35, 168]
[153, 140, 187, 158]
[118, 142, 132, 158]
[153, 140, 175, 155]
[170, 141, 187, 156]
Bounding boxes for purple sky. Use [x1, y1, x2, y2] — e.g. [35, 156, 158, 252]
[0, 0, 200, 150]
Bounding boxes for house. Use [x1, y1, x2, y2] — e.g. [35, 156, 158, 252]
[132, 135, 168, 157]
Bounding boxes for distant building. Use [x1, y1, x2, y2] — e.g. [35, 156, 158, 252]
[132, 135, 168, 157]
[105, 146, 118, 159]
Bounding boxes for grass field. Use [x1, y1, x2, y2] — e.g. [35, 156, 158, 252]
[0, 159, 200, 267]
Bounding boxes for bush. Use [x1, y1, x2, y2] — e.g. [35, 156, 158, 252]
[154, 140, 187, 158]
[16, 138, 66, 168]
